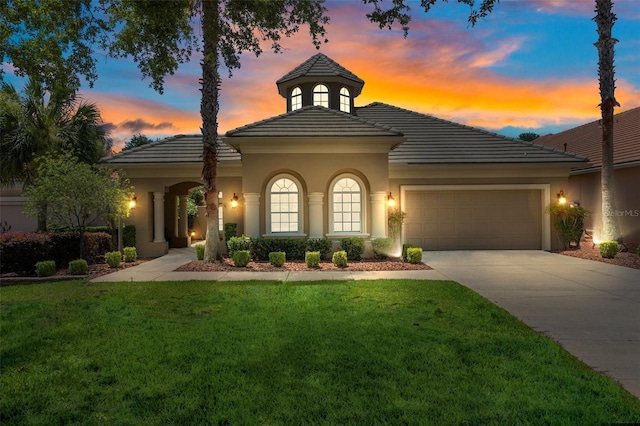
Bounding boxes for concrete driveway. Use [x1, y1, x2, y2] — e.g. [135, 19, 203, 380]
[426, 250, 640, 399]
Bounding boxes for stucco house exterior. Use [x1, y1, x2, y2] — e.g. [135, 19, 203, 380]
[535, 107, 640, 245]
[1, 53, 588, 258]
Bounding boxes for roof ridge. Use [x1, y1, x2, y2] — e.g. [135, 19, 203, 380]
[226, 105, 404, 136]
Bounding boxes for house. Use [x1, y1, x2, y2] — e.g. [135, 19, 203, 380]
[2, 53, 588, 258]
[535, 107, 640, 245]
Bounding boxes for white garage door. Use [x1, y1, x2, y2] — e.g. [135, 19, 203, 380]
[404, 188, 542, 250]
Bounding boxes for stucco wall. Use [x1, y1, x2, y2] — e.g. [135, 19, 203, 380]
[568, 165, 640, 245]
[240, 152, 389, 237]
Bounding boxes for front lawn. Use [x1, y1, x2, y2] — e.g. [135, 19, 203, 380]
[1, 279, 639, 424]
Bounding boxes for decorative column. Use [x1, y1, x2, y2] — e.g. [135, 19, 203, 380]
[370, 191, 387, 239]
[244, 193, 260, 238]
[178, 195, 188, 238]
[308, 192, 324, 238]
[153, 191, 165, 243]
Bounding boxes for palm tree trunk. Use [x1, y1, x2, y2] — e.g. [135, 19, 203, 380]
[594, 0, 621, 242]
[200, 0, 223, 262]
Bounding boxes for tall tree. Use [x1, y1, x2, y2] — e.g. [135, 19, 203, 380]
[518, 132, 540, 142]
[123, 133, 155, 151]
[1, 78, 112, 229]
[594, 0, 621, 242]
[99, 0, 329, 262]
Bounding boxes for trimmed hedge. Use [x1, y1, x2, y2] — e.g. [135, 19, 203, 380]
[252, 237, 306, 261]
[402, 243, 415, 262]
[35, 260, 56, 277]
[341, 237, 365, 261]
[332, 250, 348, 268]
[123, 246, 137, 262]
[68, 259, 88, 275]
[195, 244, 205, 261]
[599, 241, 618, 259]
[269, 251, 286, 267]
[123, 225, 136, 248]
[406, 247, 423, 264]
[305, 251, 320, 268]
[105, 251, 122, 268]
[232, 250, 251, 267]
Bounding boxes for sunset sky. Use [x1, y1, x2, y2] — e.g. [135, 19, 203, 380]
[4, 0, 640, 151]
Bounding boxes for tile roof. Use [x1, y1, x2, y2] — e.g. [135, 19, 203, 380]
[100, 134, 240, 165]
[225, 105, 403, 138]
[355, 102, 589, 165]
[534, 107, 640, 170]
[276, 53, 365, 95]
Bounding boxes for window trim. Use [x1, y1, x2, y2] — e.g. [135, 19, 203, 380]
[339, 87, 351, 113]
[328, 174, 367, 236]
[290, 86, 302, 111]
[265, 174, 306, 237]
[312, 83, 329, 108]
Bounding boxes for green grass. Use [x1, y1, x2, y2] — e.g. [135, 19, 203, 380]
[1, 279, 639, 425]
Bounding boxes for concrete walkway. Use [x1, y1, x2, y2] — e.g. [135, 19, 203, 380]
[90, 248, 640, 399]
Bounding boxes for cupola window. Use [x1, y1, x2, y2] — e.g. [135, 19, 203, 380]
[290, 87, 302, 111]
[313, 84, 329, 108]
[339, 87, 351, 113]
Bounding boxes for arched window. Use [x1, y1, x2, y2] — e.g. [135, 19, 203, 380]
[269, 176, 301, 233]
[313, 84, 329, 108]
[339, 87, 351, 113]
[290, 87, 302, 111]
[331, 176, 363, 233]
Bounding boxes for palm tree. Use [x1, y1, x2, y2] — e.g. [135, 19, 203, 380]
[0, 77, 112, 229]
[594, 0, 621, 242]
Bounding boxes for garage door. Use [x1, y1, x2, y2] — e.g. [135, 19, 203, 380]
[404, 188, 542, 250]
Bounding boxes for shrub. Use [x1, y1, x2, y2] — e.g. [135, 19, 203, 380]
[269, 251, 286, 267]
[306, 237, 332, 260]
[35, 260, 56, 277]
[546, 204, 588, 250]
[340, 237, 365, 261]
[48, 231, 82, 266]
[372, 238, 394, 259]
[123, 225, 136, 248]
[82, 232, 113, 264]
[406, 247, 423, 264]
[227, 236, 251, 256]
[195, 243, 205, 261]
[224, 223, 237, 241]
[251, 237, 307, 261]
[305, 251, 320, 268]
[402, 243, 415, 262]
[599, 241, 619, 259]
[0, 232, 49, 274]
[332, 250, 348, 268]
[105, 251, 122, 268]
[68, 259, 88, 275]
[123, 246, 137, 262]
[232, 250, 251, 267]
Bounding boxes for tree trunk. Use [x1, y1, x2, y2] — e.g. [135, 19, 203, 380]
[200, 0, 223, 262]
[594, 0, 621, 242]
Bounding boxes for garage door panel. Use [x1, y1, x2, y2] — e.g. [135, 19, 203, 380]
[404, 189, 542, 250]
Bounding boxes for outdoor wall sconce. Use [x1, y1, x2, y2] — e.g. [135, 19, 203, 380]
[230, 193, 239, 208]
[557, 190, 567, 205]
[128, 196, 137, 209]
[387, 192, 395, 207]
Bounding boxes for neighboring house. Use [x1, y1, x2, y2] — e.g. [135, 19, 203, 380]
[535, 107, 640, 245]
[2, 53, 587, 257]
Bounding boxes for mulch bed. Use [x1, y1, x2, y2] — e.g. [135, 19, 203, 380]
[176, 257, 432, 273]
[556, 242, 640, 270]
